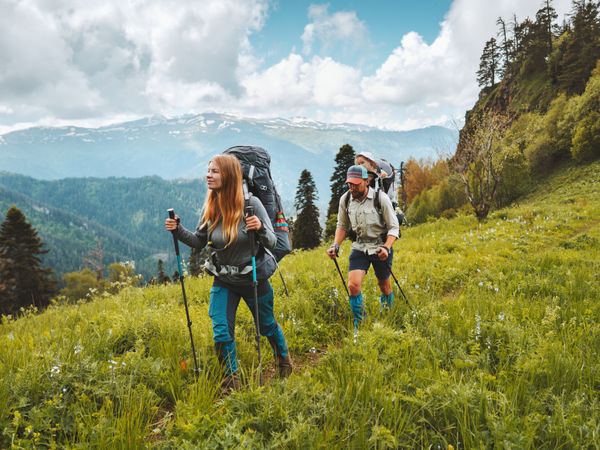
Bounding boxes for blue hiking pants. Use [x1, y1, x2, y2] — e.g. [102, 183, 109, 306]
[209, 278, 288, 375]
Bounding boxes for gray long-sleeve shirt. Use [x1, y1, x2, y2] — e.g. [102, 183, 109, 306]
[337, 187, 399, 255]
[174, 196, 276, 283]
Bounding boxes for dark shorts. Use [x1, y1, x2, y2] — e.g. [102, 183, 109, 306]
[349, 248, 393, 281]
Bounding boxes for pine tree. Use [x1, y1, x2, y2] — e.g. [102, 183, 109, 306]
[536, 0, 558, 55]
[557, 0, 600, 94]
[496, 16, 514, 78]
[157, 259, 171, 284]
[292, 170, 322, 249]
[477, 37, 501, 87]
[83, 239, 105, 280]
[0, 206, 56, 315]
[188, 247, 206, 277]
[325, 144, 355, 238]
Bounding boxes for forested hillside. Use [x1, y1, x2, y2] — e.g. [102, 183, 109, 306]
[0, 173, 205, 280]
[404, 0, 600, 224]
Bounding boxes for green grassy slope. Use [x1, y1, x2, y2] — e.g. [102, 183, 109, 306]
[1, 162, 599, 448]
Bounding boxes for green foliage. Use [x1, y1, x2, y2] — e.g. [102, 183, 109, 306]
[0, 206, 56, 315]
[494, 145, 530, 207]
[407, 175, 466, 224]
[524, 94, 573, 174]
[324, 214, 338, 242]
[157, 259, 171, 284]
[465, 1, 600, 179]
[0, 174, 204, 281]
[292, 170, 322, 249]
[0, 161, 599, 448]
[477, 37, 501, 87]
[60, 268, 101, 302]
[555, 0, 600, 94]
[326, 144, 355, 222]
[571, 111, 600, 162]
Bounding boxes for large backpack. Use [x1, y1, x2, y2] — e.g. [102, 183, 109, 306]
[374, 158, 397, 205]
[223, 146, 291, 261]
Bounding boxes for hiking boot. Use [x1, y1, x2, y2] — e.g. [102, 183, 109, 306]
[220, 373, 240, 394]
[277, 355, 293, 378]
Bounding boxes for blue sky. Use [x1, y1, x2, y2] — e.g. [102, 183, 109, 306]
[253, 1, 453, 69]
[0, 0, 573, 134]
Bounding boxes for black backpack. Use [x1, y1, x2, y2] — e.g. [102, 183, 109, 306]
[223, 146, 291, 261]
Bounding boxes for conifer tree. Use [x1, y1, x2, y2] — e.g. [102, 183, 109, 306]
[292, 170, 322, 249]
[0, 206, 56, 315]
[557, 0, 600, 94]
[83, 239, 105, 280]
[477, 37, 501, 87]
[537, 0, 558, 54]
[325, 144, 355, 238]
[496, 16, 516, 78]
[157, 259, 171, 284]
[188, 247, 204, 277]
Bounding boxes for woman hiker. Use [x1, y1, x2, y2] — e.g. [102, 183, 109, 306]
[165, 154, 292, 390]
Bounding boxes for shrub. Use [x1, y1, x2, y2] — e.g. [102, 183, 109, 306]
[571, 111, 600, 162]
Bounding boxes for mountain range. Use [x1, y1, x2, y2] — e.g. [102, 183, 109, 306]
[0, 113, 458, 201]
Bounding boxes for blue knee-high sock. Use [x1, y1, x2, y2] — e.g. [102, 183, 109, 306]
[380, 292, 394, 308]
[349, 293, 364, 328]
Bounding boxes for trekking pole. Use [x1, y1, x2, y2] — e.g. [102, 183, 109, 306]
[245, 205, 263, 386]
[167, 209, 200, 376]
[388, 266, 412, 311]
[278, 271, 289, 297]
[332, 257, 350, 297]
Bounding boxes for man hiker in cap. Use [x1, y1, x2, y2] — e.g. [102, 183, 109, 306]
[326, 165, 400, 337]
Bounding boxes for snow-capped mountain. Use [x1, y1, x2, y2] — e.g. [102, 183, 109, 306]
[0, 113, 458, 202]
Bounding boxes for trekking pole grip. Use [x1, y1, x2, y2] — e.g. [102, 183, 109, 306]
[167, 208, 183, 273]
[245, 205, 256, 255]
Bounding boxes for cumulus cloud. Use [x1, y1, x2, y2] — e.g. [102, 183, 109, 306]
[301, 4, 369, 56]
[242, 54, 362, 110]
[0, 0, 268, 127]
[0, 0, 576, 133]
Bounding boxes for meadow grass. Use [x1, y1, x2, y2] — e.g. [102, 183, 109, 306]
[1, 161, 599, 448]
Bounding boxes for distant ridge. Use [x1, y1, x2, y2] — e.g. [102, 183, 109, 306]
[0, 113, 458, 200]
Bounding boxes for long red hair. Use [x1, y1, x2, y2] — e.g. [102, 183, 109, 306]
[200, 155, 245, 247]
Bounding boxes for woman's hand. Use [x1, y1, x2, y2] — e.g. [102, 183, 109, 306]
[165, 216, 179, 231]
[245, 215, 263, 231]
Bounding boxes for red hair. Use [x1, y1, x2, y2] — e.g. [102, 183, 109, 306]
[200, 155, 244, 247]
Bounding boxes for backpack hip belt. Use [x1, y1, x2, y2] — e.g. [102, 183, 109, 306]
[203, 258, 253, 277]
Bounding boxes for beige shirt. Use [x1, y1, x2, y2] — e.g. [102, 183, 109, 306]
[337, 187, 399, 255]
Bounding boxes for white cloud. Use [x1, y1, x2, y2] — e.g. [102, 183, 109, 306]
[0, 0, 577, 133]
[301, 4, 369, 55]
[242, 54, 362, 110]
[0, 0, 268, 126]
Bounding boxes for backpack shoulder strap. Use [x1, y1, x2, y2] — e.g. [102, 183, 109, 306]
[374, 187, 383, 215]
[242, 179, 251, 210]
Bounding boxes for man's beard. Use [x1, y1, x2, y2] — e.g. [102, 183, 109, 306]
[351, 189, 366, 200]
